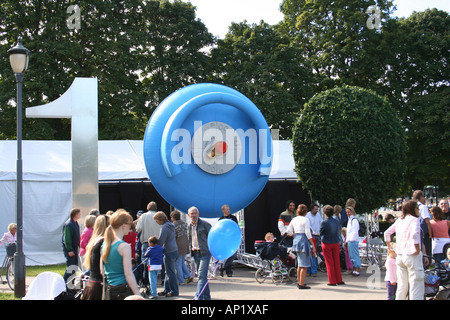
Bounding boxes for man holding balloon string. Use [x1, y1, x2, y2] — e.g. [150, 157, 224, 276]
[188, 206, 213, 300]
[188, 205, 242, 300]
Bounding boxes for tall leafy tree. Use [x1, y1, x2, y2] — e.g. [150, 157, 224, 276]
[0, 0, 214, 140]
[281, 1, 450, 193]
[140, 0, 215, 118]
[0, 0, 150, 140]
[210, 21, 314, 139]
[381, 9, 450, 192]
[383, 9, 450, 104]
[279, 0, 395, 92]
[403, 87, 450, 191]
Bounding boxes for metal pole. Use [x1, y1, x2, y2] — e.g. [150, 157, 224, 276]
[14, 72, 26, 298]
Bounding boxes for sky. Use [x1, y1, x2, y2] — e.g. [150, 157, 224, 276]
[181, 0, 450, 39]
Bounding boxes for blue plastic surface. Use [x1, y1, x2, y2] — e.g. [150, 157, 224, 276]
[143, 83, 272, 218]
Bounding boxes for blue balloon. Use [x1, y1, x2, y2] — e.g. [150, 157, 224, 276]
[207, 219, 242, 260]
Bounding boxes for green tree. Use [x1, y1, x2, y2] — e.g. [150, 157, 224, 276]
[0, 0, 149, 140]
[0, 0, 214, 140]
[383, 9, 450, 107]
[381, 9, 450, 192]
[403, 87, 450, 192]
[140, 0, 215, 119]
[281, 1, 450, 193]
[292, 86, 406, 213]
[210, 21, 314, 139]
[279, 0, 395, 92]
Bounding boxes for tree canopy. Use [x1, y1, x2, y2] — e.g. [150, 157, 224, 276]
[280, 0, 449, 194]
[0, 0, 214, 140]
[0, 0, 448, 195]
[210, 21, 314, 139]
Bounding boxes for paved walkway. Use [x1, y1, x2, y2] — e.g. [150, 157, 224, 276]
[170, 264, 387, 300]
[1, 264, 387, 300]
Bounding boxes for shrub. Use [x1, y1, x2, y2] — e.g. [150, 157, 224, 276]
[292, 86, 406, 213]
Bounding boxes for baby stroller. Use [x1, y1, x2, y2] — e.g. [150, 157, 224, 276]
[254, 240, 297, 284]
[132, 257, 151, 297]
[23, 272, 69, 300]
[424, 244, 450, 300]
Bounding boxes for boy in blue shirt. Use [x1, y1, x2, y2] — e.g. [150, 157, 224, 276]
[143, 236, 164, 299]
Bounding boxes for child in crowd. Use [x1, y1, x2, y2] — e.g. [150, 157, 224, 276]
[384, 244, 397, 300]
[143, 236, 164, 299]
[265, 232, 274, 242]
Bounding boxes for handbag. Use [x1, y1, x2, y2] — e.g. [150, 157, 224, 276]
[104, 281, 133, 300]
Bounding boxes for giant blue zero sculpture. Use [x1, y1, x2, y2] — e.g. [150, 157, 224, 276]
[143, 83, 272, 218]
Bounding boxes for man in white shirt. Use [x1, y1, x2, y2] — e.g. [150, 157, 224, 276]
[413, 190, 432, 256]
[136, 201, 161, 287]
[306, 204, 321, 276]
[136, 201, 161, 248]
[306, 204, 322, 238]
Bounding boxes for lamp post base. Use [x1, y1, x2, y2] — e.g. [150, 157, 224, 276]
[14, 252, 26, 298]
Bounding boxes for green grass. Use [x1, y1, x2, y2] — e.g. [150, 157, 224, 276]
[0, 293, 19, 300]
[25, 264, 66, 277]
[0, 264, 66, 300]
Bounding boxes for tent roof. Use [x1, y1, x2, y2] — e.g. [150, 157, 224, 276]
[0, 140, 297, 181]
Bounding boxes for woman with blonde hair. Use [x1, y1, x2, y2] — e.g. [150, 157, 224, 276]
[81, 215, 110, 300]
[80, 215, 97, 260]
[101, 210, 140, 300]
[0, 223, 17, 244]
[345, 206, 361, 276]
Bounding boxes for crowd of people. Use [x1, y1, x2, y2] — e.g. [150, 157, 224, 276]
[276, 192, 450, 300]
[60, 202, 238, 300]
[384, 192, 450, 300]
[8, 189, 446, 301]
[278, 198, 361, 290]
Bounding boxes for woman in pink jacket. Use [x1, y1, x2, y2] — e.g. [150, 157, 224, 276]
[384, 200, 425, 300]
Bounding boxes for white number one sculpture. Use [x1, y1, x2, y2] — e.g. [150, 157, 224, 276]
[26, 77, 99, 222]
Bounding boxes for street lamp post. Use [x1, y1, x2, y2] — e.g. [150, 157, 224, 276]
[8, 36, 30, 298]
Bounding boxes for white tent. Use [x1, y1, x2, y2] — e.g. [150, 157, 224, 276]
[0, 140, 296, 265]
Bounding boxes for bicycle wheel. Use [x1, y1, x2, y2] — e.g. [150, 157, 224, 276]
[288, 267, 297, 283]
[272, 270, 283, 284]
[255, 268, 267, 283]
[6, 258, 14, 290]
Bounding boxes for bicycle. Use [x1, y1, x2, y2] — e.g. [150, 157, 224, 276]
[0, 242, 16, 290]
